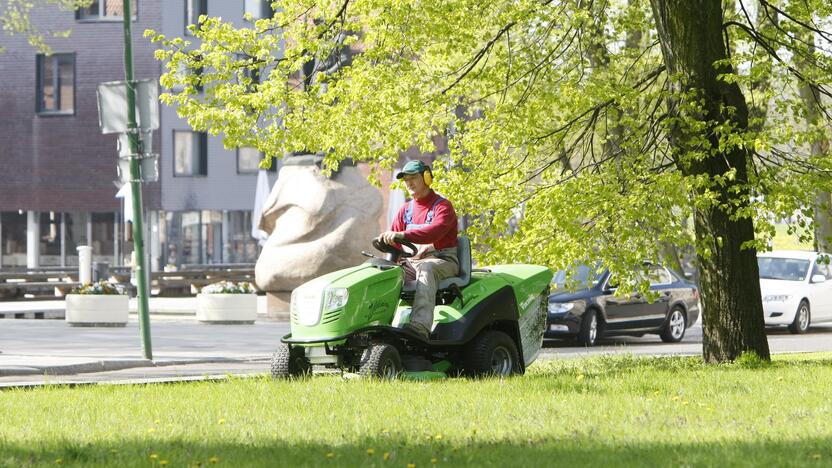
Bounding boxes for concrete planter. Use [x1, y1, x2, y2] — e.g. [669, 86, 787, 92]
[65, 294, 129, 327]
[196, 293, 257, 324]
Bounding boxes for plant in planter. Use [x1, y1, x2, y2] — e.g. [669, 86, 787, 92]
[197, 281, 257, 324]
[66, 280, 129, 327]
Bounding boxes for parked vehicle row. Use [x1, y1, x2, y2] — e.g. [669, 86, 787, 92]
[545, 250, 832, 347]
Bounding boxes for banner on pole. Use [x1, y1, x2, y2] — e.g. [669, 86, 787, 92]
[96, 80, 160, 134]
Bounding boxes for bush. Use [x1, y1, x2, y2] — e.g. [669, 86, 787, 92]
[70, 280, 125, 295]
[201, 281, 255, 294]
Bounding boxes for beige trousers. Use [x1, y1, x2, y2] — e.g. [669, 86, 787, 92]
[401, 247, 459, 332]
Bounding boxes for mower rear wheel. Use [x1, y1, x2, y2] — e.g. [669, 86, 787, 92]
[461, 330, 520, 377]
[270, 343, 311, 379]
[359, 344, 402, 378]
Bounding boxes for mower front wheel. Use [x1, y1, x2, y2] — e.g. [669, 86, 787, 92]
[359, 344, 402, 378]
[271, 342, 311, 379]
[461, 330, 521, 377]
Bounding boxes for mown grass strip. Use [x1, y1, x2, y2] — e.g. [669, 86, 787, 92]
[1, 353, 831, 467]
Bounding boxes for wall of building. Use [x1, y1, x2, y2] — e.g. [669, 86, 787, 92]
[0, 0, 162, 212]
[159, 1, 272, 212]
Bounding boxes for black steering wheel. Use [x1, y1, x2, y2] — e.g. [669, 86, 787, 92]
[372, 238, 418, 259]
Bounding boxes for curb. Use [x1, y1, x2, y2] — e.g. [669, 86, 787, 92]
[0, 371, 267, 389]
[0, 356, 271, 378]
[0, 310, 64, 320]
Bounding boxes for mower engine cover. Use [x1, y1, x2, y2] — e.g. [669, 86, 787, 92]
[289, 263, 403, 341]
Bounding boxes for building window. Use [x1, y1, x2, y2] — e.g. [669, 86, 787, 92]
[185, 0, 207, 35]
[173, 131, 207, 176]
[0, 212, 27, 268]
[77, 0, 136, 20]
[237, 147, 261, 174]
[36, 53, 75, 115]
[237, 148, 278, 174]
[228, 210, 258, 263]
[244, 0, 274, 20]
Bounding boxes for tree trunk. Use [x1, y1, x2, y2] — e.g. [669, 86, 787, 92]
[649, 0, 770, 362]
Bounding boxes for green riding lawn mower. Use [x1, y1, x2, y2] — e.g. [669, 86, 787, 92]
[270, 237, 553, 379]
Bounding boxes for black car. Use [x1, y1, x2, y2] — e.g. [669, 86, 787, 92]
[546, 263, 700, 346]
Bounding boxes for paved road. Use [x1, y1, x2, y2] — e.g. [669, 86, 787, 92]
[541, 322, 832, 357]
[2, 318, 832, 387]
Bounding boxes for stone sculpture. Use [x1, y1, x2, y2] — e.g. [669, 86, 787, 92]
[254, 154, 383, 317]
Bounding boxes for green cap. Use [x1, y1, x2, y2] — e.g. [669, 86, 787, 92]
[396, 160, 429, 179]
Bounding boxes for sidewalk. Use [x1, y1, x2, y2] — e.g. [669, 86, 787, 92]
[0, 311, 289, 388]
[0, 295, 272, 319]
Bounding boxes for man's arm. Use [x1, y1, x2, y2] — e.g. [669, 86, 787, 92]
[379, 204, 407, 245]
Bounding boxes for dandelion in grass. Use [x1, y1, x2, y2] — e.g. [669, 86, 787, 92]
[150, 453, 159, 460]
[55, 458, 63, 465]
[110, 449, 118, 454]
[576, 374, 584, 381]
[148, 428, 156, 433]
[160, 461, 169, 466]
[218, 418, 226, 425]
[812, 454, 821, 460]
[209, 455, 220, 463]
[435, 434, 443, 440]
[383, 452, 391, 460]
[367, 448, 375, 455]
[154, 419, 161, 424]
[407, 464, 416, 468]
[431, 458, 438, 464]
[326, 452, 335, 459]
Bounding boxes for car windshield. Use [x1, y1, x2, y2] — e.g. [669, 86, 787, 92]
[757, 257, 810, 282]
[552, 264, 604, 290]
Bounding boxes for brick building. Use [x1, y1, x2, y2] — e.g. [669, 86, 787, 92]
[0, 0, 446, 272]
[0, 0, 275, 270]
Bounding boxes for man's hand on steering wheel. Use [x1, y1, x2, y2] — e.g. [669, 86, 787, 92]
[372, 234, 417, 258]
[379, 230, 404, 245]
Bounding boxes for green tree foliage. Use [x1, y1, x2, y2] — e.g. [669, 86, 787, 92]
[0, 0, 91, 53]
[148, 0, 832, 361]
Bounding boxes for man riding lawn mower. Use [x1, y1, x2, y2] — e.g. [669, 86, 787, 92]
[271, 161, 552, 379]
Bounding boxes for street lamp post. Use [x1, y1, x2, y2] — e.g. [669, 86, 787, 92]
[122, 0, 152, 360]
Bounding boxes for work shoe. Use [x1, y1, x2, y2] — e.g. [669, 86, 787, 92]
[403, 323, 430, 341]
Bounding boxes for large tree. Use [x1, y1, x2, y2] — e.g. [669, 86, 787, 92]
[149, 0, 832, 362]
[650, 0, 768, 360]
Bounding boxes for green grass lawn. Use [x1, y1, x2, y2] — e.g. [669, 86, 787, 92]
[2, 354, 832, 467]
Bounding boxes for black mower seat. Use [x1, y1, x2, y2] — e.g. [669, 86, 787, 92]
[401, 236, 472, 293]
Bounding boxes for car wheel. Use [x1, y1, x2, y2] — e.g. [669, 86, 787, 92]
[270, 343, 311, 379]
[788, 300, 811, 334]
[461, 330, 521, 377]
[577, 309, 599, 346]
[359, 344, 402, 378]
[660, 306, 687, 343]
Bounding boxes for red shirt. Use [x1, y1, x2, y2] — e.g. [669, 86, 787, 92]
[391, 190, 458, 250]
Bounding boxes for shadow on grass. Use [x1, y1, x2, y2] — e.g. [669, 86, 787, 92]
[1, 435, 831, 467]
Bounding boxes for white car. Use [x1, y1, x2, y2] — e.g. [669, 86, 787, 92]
[758, 250, 832, 333]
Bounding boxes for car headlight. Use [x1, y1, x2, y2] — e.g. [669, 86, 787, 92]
[763, 294, 792, 302]
[323, 287, 349, 311]
[548, 302, 576, 314]
[292, 287, 323, 326]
